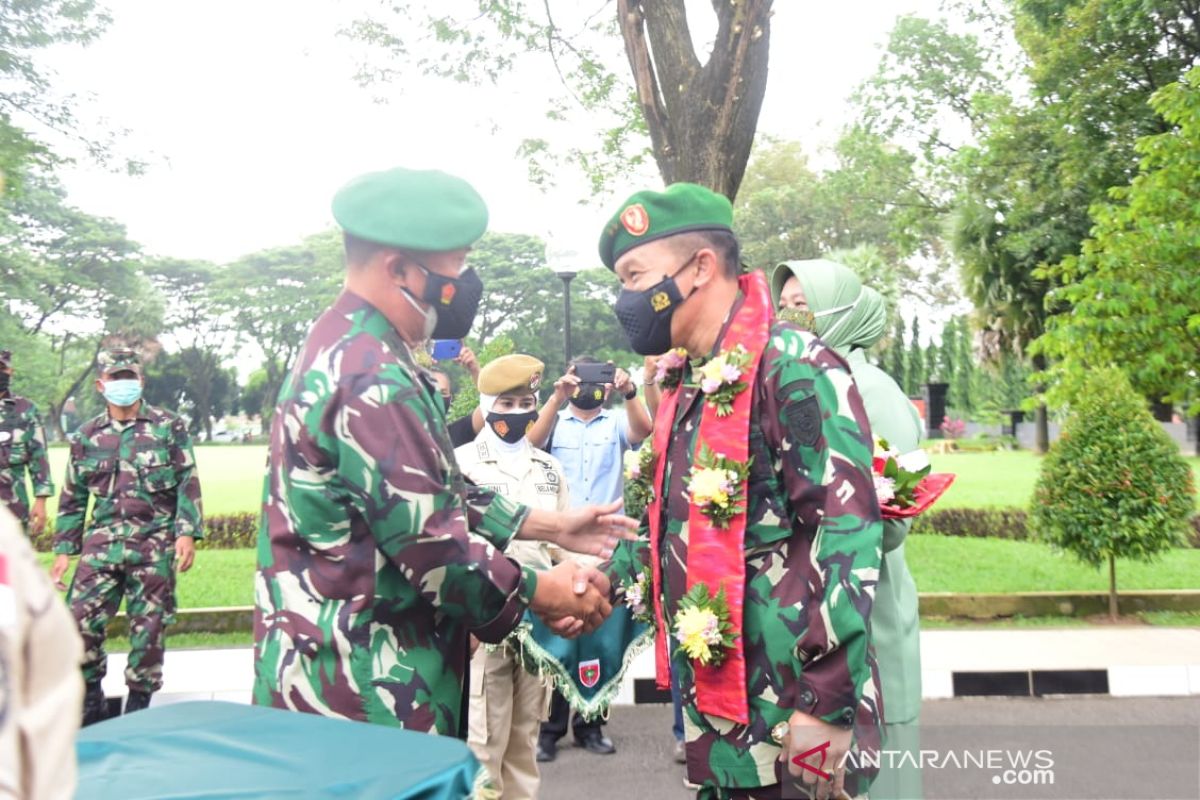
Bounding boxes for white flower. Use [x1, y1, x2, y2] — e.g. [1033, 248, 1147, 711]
[874, 475, 896, 504]
[896, 449, 930, 472]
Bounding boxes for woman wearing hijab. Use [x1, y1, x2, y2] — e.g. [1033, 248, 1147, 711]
[771, 258, 924, 800]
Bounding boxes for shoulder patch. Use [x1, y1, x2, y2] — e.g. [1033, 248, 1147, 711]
[784, 394, 822, 449]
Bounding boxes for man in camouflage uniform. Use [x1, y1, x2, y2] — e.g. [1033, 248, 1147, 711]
[598, 184, 884, 799]
[50, 348, 203, 725]
[253, 167, 628, 738]
[0, 350, 54, 534]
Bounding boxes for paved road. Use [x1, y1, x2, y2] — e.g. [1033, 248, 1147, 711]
[540, 697, 1200, 799]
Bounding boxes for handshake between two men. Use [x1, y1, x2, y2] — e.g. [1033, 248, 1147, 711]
[515, 499, 638, 639]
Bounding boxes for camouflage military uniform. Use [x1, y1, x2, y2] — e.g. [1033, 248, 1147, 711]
[0, 395, 54, 526]
[54, 403, 203, 693]
[605, 317, 884, 798]
[253, 291, 538, 735]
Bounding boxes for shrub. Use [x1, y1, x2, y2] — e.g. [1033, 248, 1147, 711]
[26, 512, 259, 553]
[910, 507, 1029, 540]
[1029, 369, 1195, 619]
[939, 416, 967, 439]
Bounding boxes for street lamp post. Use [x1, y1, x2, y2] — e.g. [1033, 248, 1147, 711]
[546, 244, 580, 368]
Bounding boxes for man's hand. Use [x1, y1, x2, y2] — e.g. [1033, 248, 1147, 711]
[455, 346, 480, 379]
[175, 535, 196, 572]
[642, 355, 660, 385]
[612, 366, 633, 396]
[29, 497, 47, 536]
[552, 367, 581, 405]
[50, 554, 72, 592]
[541, 565, 612, 639]
[531, 561, 612, 634]
[779, 710, 855, 800]
[555, 500, 639, 559]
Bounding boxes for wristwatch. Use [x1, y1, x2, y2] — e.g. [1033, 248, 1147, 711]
[623, 387, 638, 401]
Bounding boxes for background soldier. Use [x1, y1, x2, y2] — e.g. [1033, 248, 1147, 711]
[0, 350, 54, 535]
[50, 348, 203, 725]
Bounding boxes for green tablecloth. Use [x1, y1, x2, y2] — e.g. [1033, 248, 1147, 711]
[76, 701, 481, 799]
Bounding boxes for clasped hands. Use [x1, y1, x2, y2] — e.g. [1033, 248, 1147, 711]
[521, 499, 639, 638]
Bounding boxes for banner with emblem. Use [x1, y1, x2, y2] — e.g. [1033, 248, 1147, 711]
[513, 605, 651, 721]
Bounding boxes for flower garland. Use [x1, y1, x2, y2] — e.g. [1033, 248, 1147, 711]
[686, 445, 752, 529]
[622, 447, 657, 520]
[621, 564, 655, 626]
[674, 583, 736, 667]
[696, 344, 752, 417]
[654, 348, 689, 391]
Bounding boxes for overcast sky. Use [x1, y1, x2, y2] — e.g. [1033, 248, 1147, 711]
[41, 0, 944, 267]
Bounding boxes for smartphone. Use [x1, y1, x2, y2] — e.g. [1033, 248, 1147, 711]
[574, 362, 616, 384]
[430, 339, 463, 361]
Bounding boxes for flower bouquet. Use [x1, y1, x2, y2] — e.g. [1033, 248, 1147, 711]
[872, 437, 956, 519]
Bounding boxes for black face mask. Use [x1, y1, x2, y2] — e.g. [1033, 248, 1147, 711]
[406, 263, 485, 340]
[569, 383, 606, 411]
[441, 395, 452, 413]
[613, 253, 698, 356]
[0, 373, 9, 394]
[486, 410, 538, 444]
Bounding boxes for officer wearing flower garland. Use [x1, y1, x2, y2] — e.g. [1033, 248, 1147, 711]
[51, 348, 203, 724]
[596, 184, 885, 799]
[0, 349, 54, 534]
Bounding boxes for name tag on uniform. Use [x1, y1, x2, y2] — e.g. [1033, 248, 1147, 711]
[535, 484, 557, 495]
[480, 483, 507, 496]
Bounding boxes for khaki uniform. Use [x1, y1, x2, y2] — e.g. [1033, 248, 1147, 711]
[0, 506, 84, 799]
[456, 435, 568, 799]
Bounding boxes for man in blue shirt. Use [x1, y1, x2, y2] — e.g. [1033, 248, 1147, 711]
[528, 356, 652, 760]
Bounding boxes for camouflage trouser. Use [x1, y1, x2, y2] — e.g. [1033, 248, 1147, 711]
[68, 552, 174, 693]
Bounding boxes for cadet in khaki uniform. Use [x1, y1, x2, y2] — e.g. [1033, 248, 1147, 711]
[456, 355, 569, 799]
[0, 505, 84, 799]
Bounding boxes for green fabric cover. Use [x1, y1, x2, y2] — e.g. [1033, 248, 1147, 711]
[76, 701, 481, 799]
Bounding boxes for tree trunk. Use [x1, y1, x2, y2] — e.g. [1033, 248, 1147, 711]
[617, 0, 773, 200]
[1108, 553, 1118, 622]
[52, 344, 103, 438]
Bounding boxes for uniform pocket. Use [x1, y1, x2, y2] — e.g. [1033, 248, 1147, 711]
[76, 457, 115, 495]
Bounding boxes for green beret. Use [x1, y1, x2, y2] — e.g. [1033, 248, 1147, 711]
[98, 347, 142, 377]
[598, 182, 734, 270]
[332, 167, 488, 252]
[477, 354, 545, 396]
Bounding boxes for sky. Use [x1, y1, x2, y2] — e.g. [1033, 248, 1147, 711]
[41, 0, 947, 268]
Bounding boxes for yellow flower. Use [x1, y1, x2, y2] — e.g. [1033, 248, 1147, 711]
[675, 606, 718, 663]
[623, 449, 643, 481]
[688, 467, 730, 508]
[697, 355, 728, 385]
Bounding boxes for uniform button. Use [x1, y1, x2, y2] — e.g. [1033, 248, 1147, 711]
[841, 709, 855, 724]
[799, 689, 816, 706]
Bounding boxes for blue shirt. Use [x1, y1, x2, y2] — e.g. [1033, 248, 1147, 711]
[550, 408, 631, 508]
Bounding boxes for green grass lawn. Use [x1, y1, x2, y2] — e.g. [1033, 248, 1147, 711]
[37, 534, 1200, 612]
[930, 449, 1200, 509]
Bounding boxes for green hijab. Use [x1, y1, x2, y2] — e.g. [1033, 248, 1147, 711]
[770, 259, 887, 354]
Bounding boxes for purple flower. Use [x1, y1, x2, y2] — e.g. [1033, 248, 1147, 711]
[700, 377, 721, 394]
[720, 363, 741, 383]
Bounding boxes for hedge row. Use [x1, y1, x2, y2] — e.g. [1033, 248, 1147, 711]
[27, 507, 1200, 552]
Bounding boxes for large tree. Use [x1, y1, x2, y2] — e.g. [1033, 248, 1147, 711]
[1034, 67, 1200, 411]
[217, 231, 344, 428]
[0, 173, 161, 437]
[346, 0, 773, 199]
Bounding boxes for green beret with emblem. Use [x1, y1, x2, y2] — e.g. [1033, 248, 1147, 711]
[598, 182, 734, 270]
[477, 354, 545, 396]
[97, 347, 143, 377]
[332, 167, 489, 252]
